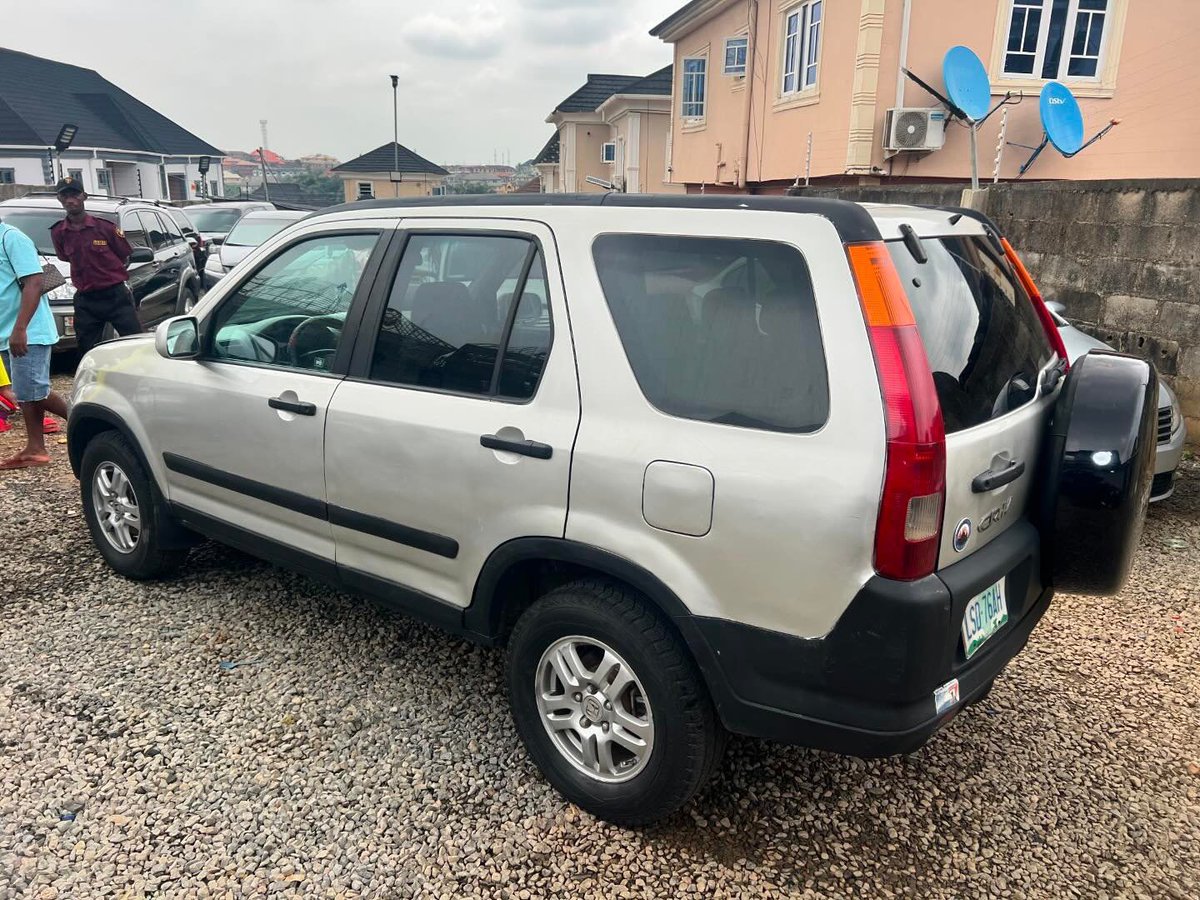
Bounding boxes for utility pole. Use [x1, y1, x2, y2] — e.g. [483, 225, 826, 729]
[260, 119, 269, 154]
[391, 75, 400, 198]
[258, 147, 271, 201]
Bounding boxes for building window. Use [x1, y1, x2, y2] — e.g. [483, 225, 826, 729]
[0, 168, 14, 184]
[1002, 0, 1110, 80]
[782, 0, 822, 95]
[724, 37, 748, 75]
[602, 142, 616, 164]
[681, 56, 707, 120]
[96, 169, 111, 192]
[357, 181, 374, 200]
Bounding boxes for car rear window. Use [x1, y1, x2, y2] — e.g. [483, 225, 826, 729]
[592, 234, 829, 433]
[888, 235, 1053, 433]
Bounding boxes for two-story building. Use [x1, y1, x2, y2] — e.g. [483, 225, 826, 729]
[536, 67, 685, 194]
[651, 0, 1199, 191]
[0, 48, 223, 200]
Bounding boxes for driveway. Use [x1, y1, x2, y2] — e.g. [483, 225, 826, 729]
[1, 376, 1197, 898]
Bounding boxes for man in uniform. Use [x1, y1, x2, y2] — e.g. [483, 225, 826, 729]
[50, 176, 141, 356]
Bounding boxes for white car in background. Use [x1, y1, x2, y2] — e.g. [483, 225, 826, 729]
[204, 210, 307, 285]
[1049, 302, 1185, 501]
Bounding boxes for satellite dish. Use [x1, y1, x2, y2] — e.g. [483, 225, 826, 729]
[943, 46, 991, 123]
[1017, 81, 1120, 174]
[1040, 82, 1085, 154]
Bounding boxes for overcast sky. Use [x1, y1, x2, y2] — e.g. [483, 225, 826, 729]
[7, 0, 683, 166]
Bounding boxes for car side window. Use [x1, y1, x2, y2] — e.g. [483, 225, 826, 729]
[368, 233, 552, 398]
[122, 213, 148, 249]
[160, 213, 185, 245]
[138, 211, 167, 251]
[208, 232, 379, 372]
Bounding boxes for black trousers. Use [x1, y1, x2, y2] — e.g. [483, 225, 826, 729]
[75, 283, 142, 356]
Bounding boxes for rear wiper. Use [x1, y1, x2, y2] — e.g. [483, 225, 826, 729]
[899, 224, 927, 264]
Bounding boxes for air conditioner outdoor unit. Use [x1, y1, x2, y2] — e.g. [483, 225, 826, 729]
[884, 107, 947, 152]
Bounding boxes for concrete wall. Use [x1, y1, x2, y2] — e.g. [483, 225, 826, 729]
[339, 174, 444, 203]
[802, 177, 1200, 436]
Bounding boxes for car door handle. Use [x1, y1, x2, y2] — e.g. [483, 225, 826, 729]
[972, 459, 1026, 493]
[480, 434, 553, 459]
[268, 397, 317, 416]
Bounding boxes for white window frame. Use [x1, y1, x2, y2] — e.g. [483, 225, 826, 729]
[781, 0, 822, 97]
[681, 54, 708, 122]
[0, 168, 14, 184]
[357, 181, 374, 200]
[601, 142, 616, 164]
[724, 36, 748, 76]
[999, 0, 1112, 83]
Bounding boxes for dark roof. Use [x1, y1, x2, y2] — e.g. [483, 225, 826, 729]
[0, 48, 220, 155]
[555, 74, 642, 113]
[320, 193, 881, 244]
[532, 132, 559, 166]
[331, 142, 449, 176]
[514, 175, 542, 193]
[614, 66, 673, 97]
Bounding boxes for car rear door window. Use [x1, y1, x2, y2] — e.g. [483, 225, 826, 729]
[137, 211, 167, 251]
[122, 213, 148, 249]
[592, 234, 829, 433]
[887, 235, 1053, 433]
[369, 233, 551, 399]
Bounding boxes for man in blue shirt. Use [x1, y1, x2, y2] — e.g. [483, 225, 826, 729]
[0, 221, 67, 470]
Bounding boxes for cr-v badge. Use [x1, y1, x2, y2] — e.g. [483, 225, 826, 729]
[953, 518, 972, 552]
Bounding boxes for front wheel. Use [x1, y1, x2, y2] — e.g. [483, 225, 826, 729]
[80, 431, 188, 580]
[176, 285, 198, 315]
[506, 580, 726, 826]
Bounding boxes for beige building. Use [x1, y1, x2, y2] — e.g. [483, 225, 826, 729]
[331, 142, 448, 203]
[536, 68, 685, 194]
[651, 0, 1200, 191]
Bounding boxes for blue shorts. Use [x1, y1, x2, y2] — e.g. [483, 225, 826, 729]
[0, 345, 53, 403]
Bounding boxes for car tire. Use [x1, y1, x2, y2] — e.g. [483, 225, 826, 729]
[506, 579, 726, 826]
[80, 431, 188, 580]
[176, 285, 198, 315]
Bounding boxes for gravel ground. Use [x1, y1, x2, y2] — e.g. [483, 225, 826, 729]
[1, 373, 1198, 899]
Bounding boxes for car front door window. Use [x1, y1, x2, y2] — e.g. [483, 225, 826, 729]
[208, 233, 378, 372]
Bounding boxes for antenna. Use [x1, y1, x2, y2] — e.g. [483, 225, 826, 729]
[903, 45, 1022, 190]
[1014, 82, 1120, 175]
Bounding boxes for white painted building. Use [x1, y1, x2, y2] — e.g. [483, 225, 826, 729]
[0, 48, 222, 201]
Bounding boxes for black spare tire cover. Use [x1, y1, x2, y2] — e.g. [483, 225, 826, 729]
[1041, 350, 1157, 596]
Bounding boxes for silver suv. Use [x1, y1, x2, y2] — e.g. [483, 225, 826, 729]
[67, 195, 1158, 824]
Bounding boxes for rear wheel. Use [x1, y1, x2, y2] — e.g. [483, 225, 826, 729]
[506, 580, 725, 826]
[80, 432, 188, 580]
[177, 285, 198, 314]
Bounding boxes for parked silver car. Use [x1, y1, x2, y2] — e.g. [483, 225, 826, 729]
[1048, 303, 1185, 500]
[67, 196, 1158, 825]
[203, 210, 307, 285]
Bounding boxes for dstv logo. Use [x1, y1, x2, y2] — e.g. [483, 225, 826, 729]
[1048, 97, 1067, 105]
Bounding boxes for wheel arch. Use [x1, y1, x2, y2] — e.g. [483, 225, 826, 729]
[68, 404, 156, 485]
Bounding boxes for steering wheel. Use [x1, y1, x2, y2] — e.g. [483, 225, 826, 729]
[288, 315, 344, 370]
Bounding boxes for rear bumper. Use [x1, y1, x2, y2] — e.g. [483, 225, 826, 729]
[679, 521, 1050, 757]
[51, 308, 77, 352]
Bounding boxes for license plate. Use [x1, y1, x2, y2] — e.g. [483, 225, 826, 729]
[961, 580, 1008, 660]
[62, 315, 75, 336]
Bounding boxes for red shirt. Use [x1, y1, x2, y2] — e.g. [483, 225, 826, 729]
[50, 214, 133, 293]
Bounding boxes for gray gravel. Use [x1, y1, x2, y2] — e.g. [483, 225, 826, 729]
[1, 375, 1197, 898]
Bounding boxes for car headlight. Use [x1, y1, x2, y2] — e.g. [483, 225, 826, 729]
[205, 254, 224, 274]
[1171, 389, 1183, 434]
[47, 282, 75, 301]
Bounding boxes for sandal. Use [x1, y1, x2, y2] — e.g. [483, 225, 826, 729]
[42, 417, 62, 434]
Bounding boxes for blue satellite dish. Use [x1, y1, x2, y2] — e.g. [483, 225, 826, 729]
[1040, 82, 1085, 154]
[942, 46, 991, 122]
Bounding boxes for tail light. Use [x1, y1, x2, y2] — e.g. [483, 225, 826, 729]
[848, 243, 946, 581]
[1001, 238, 1069, 368]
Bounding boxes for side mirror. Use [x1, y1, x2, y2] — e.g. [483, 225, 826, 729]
[155, 316, 200, 360]
[129, 247, 154, 264]
[185, 236, 198, 249]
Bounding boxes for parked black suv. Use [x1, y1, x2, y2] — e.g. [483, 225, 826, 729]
[0, 194, 202, 350]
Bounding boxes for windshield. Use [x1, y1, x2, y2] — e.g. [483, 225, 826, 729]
[224, 217, 297, 247]
[888, 234, 1053, 433]
[188, 209, 242, 232]
[0, 209, 117, 256]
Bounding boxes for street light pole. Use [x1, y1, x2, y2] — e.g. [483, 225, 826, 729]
[391, 75, 400, 198]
